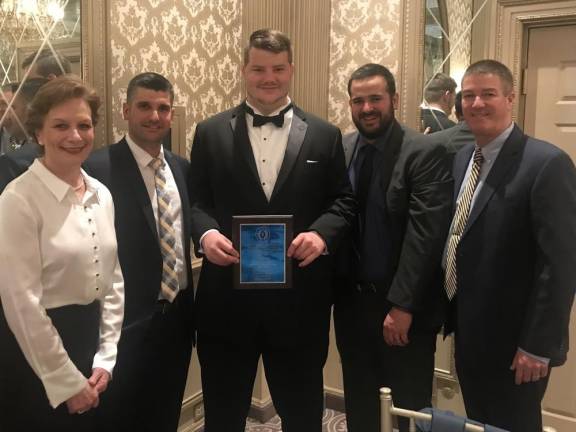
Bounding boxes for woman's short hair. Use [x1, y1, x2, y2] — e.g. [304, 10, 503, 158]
[26, 74, 101, 137]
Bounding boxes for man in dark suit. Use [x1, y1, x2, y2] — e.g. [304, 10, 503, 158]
[84, 73, 195, 432]
[421, 72, 457, 133]
[188, 29, 355, 432]
[445, 59, 576, 432]
[333, 64, 453, 432]
[0, 78, 48, 193]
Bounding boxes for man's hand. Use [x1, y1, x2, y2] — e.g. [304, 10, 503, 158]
[201, 231, 239, 266]
[287, 232, 326, 267]
[510, 350, 549, 385]
[88, 367, 111, 394]
[66, 383, 99, 414]
[383, 307, 412, 346]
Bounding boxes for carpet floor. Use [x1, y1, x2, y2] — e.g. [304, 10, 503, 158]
[245, 409, 348, 431]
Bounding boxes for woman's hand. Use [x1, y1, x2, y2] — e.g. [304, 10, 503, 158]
[66, 383, 99, 414]
[88, 367, 111, 394]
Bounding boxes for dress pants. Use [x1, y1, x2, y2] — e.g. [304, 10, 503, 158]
[96, 289, 194, 432]
[197, 304, 331, 432]
[334, 287, 437, 432]
[456, 358, 550, 432]
[0, 302, 99, 432]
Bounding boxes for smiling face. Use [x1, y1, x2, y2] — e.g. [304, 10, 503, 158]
[461, 72, 514, 146]
[37, 97, 94, 172]
[123, 87, 173, 153]
[242, 48, 293, 115]
[349, 75, 398, 140]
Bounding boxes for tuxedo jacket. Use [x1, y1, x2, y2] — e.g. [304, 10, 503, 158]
[339, 121, 453, 333]
[449, 125, 576, 369]
[84, 139, 195, 335]
[421, 108, 456, 133]
[188, 104, 356, 339]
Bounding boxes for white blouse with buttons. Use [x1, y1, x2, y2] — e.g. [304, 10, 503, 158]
[0, 159, 124, 409]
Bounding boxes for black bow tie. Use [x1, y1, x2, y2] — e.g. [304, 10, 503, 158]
[243, 103, 293, 128]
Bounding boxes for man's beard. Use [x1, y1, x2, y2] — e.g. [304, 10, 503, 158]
[352, 108, 395, 140]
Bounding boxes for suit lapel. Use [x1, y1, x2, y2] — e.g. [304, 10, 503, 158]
[343, 132, 359, 169]
[463, 125, 526, 236]
[230, 106, 261, 185]
[452, 144, 475, 208]
[113, 140, 158, 241]
[270, 106, 308, 200]
[379, 120, 404, 197]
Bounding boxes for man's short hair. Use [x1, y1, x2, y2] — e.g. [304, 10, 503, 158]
[2, 82, 18, 94]
[243, 29, 293, 65]
[347, 63, 396, 97]
[126, 72, 174, 103]
[463, 60, 514, 95]
[454, 91, 463, 119]
[424, 73, 457, 102]
[17, 78, 50, 104]
[22, 48, 72, 77]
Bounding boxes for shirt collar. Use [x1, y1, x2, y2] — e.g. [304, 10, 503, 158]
[245, 97, 292, 116]
[29, 159, 99, 203]
[125, 133, 165, 170]
[478, 122, 514, 162]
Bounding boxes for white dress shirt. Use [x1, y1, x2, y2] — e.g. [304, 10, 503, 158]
[125, 135, 187, 294]
[0, 159, 124, 408]
[246, 98, 293, 201]
[199, 99, 294, 248]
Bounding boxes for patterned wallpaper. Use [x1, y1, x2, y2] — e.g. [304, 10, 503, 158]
[446, 0, 472, 88]
[109, 0, 243, 154]
[328, 0, 401, 134]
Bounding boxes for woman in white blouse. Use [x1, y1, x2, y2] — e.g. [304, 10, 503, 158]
[0, 75, 124, 431]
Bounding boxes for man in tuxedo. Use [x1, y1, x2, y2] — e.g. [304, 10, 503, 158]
[84, 72, 195, 432]
[445, 60, 576, 431]
[421, 72, 457, 133]
[188, 29, 355, 432]
[333, 64, 453, 432]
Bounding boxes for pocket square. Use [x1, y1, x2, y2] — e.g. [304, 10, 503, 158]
[306, 160, 319, 164]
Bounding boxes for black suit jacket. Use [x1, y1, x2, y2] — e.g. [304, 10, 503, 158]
[449, 125, 576, 369]
[339, 121, 453, 333]
[188, 104, 356, 340]
[421, 108, 456, 133]
[84, 139, 195, 334]
[0, 143, 39, 194]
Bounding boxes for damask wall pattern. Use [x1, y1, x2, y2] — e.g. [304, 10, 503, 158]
[109, 0, 243, 154]
[328, 0, 401, 133]
[446, 0, 472, 86]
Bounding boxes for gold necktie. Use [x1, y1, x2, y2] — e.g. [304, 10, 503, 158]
[150, 158, 179, 302]
[445, 147, 485, 300]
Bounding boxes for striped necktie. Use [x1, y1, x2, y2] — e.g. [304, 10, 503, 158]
[150, 157, 179, 302]
[444, 147, 485, 300]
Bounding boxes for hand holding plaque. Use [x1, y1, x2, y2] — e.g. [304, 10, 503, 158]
[232, 215, 293, 289]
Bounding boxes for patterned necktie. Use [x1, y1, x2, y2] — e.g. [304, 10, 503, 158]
[150, 157, 179, 302]
[444, 147, 485, 300]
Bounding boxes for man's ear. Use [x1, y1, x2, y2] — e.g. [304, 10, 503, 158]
[392, 93, 399, 110]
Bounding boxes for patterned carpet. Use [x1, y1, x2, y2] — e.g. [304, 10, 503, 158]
[246, 409, 347, 431]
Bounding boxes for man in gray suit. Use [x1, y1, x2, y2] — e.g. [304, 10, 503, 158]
[334, 63, 453, 432]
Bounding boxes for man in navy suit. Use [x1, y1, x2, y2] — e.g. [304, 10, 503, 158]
[84, 73, 195, 432]
[445, 60, 576, 431]
[188, 29, 355, 432]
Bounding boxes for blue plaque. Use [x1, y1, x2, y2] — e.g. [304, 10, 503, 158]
[232, 215, 293, 289]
